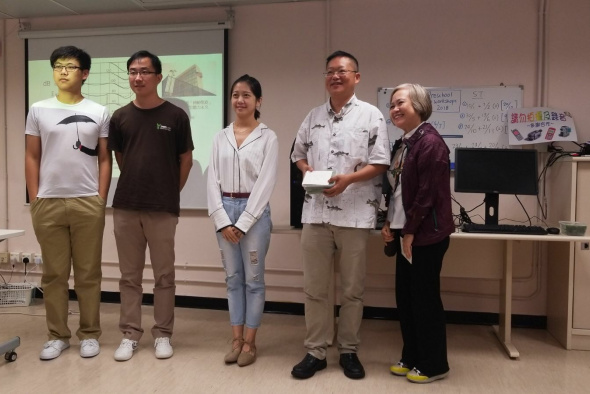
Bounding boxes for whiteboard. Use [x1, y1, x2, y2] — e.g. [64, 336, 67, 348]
[377, 86, 523, 165]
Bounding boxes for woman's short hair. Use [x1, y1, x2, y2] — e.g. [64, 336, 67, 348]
[391, 83, 432, 122]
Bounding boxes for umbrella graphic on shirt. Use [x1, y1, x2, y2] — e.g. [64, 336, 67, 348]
[57, 114, 98, 156]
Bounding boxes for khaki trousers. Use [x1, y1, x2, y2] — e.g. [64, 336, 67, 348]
[30, 196, 105, 341]
[301, 223, 369, 359]
[113, 209, 178, 341]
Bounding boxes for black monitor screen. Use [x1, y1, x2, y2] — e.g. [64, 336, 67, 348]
[454, 148, 538, 195]
[454, 148, 538, 225]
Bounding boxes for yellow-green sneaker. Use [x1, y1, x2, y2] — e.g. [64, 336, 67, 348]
[389, 361, 411, 376]
[406, 367, 449, 383]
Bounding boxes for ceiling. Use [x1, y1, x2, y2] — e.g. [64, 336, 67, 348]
[0, 0, 313, 19]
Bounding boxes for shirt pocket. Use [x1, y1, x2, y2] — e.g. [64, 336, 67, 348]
[344, 128, 369, 175]
[347, 127, 369, 159]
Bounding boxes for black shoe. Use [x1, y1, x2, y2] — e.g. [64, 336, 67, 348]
[339, 353, 365, 379]
[291, 353, 327, 379]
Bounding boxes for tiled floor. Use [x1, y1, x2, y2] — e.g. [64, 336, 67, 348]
[1, 301, 590, 393]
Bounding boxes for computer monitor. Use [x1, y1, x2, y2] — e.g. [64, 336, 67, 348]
[454, 148, 538, 225]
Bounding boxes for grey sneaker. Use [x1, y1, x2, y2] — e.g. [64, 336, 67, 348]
[154, 337, 173, 359]
[80, 339, 100, 358]
[40, 340, 70, 360]
[114, 339, 138, 361]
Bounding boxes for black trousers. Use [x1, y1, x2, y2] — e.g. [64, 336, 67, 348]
[395, 234, 450, 377]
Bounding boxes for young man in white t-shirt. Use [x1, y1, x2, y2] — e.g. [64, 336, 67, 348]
[25, 46, 112, 360]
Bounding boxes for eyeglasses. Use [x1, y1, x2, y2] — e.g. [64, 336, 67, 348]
[53, 64, 81, 72]
[128, 70, 157, 77]
[323, 69, 358, 78]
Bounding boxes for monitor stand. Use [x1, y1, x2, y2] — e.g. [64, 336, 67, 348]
[484, 193, 499, 226]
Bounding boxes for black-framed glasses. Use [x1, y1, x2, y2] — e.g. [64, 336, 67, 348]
[323, 69, 358, 78]
[128, 70, 157, 77]
[53, 64, 81, 72]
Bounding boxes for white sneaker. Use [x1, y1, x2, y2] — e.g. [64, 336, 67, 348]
[114, 339, 138, 361]
[80, 339, 100, 358]
[154, 337, 173, 359]
[40, 340, 70, 360]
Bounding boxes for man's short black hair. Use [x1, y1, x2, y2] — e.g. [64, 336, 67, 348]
[326, 50, 359, 71]
[127, 50, 162, 75]
[50, 46, 91, 70]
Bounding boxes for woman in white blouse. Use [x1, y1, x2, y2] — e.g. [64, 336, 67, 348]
[207, 75, 278, 367]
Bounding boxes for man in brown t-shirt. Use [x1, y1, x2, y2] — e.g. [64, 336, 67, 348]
[108, 50, 194, 362]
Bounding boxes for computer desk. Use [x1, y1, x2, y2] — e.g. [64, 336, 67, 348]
[274, 226, 590, 358]
[451, 230, 590, 359]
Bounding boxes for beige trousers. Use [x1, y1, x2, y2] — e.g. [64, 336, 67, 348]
[301, 223, 369, 359]
[113, 208, 178, 341]
[31, 196, 105, 341]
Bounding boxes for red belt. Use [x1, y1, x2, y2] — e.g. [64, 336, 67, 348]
[222, 192, 251, 198]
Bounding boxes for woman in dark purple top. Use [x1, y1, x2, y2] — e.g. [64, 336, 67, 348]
[382, 83, 454, 384]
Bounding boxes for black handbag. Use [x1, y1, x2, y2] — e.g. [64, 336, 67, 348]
[384, 238, 397, 257]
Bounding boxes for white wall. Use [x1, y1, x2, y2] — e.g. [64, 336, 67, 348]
[1, 0, 589, 316]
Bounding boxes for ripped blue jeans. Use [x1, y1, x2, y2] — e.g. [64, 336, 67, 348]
[216, 197, 271, 329]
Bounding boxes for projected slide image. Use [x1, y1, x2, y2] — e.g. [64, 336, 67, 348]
[28, 53, 224, 208]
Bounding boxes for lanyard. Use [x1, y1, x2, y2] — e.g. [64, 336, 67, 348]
[391, 144, 406, 194]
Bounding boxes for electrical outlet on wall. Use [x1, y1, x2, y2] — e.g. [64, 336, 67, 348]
[21, 253, 32, 264]
[33, 253, 43, 264]
[0, 252, 9, 264]
[10, 252, 20, 265]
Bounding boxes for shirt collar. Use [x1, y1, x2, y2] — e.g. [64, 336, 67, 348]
[326, 94, 357, 122]
[402, 122, 424, 142]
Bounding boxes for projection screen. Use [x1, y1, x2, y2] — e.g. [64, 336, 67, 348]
[25, 24, 229, 209]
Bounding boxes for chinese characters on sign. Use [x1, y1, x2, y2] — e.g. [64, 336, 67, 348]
[507, 107, 577, 145]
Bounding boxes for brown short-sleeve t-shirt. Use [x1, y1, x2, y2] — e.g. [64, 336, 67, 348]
[108, 101, 194, 215]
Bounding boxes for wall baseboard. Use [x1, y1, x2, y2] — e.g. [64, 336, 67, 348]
[35, 290, 547, 329]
